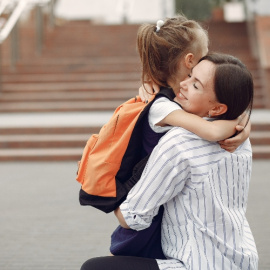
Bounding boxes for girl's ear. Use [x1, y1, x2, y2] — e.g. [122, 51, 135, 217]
[209, 103, 228, 117]
[184, 53, 196, 69]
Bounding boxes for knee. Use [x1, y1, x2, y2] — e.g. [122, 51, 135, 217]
[80, 257, 104, 270]
[80, 258, 94, 270]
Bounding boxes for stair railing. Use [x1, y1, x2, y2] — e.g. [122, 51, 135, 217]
[0, 0, 56, 91]
[0, 0, 10, 16]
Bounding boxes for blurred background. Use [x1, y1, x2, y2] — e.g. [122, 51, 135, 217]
[0, 0, 269, 160]
[0, 1, 269, 270]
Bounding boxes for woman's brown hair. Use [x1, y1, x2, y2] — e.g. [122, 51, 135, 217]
[200, 53, 253, 126]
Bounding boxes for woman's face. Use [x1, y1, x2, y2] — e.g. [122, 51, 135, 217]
[174, 60, 218, 117]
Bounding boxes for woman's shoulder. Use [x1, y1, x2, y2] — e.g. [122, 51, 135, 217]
[234, 138, 252, 156]
[158, 127, 208, 153]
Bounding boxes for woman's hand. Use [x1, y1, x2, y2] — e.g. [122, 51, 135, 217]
[218, 121, 251, 152]
[138, 82, 160, 103]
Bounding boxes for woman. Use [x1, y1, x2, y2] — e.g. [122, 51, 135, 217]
[80, 53, 258, 270]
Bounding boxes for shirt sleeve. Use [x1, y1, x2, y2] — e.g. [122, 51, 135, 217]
[120, 129, 190, 231]
[149, 97, 182, 133]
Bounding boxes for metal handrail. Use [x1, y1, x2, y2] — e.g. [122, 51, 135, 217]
[0, 0, 55, 90]
[0, 0, 52, 44]
[0, 0, 28, 44]
[0, 0, 11, 17]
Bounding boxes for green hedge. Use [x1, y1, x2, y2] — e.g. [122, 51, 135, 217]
[175, 0, 212, 21]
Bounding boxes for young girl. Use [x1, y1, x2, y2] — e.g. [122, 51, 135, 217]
[110, 15, 250, 259]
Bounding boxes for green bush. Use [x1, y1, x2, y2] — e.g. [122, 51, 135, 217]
[175, 0, 212, 21]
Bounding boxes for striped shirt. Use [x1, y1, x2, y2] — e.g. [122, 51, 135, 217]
[120, 127, 258, 270]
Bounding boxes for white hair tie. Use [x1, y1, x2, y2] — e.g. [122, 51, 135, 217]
[156, 20, 164, 32]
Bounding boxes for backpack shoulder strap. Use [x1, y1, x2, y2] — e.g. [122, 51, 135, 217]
[116, 87, 175, 183]
[156, 87, 176, 100]
[136, 87, 175, 122]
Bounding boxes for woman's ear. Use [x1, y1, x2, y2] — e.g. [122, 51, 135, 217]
[184, 53, 196, 69]
[209, 103, 228, 117]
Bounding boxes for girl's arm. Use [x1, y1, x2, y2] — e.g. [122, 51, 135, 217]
[138, 82, 160, 102]
[218, 117, 251, 152]
[158, 109, 238, 142]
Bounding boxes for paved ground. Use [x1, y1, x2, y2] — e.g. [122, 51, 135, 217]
[0, 161, 119, 270]
[0, 160, 269, 270]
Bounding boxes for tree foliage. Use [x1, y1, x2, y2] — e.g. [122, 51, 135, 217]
[175, 0, 212, 21]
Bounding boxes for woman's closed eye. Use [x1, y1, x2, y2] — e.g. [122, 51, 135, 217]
[193, 82, 198, 89]
[189, 74, 198, 89]
[187, 73, 198, 89]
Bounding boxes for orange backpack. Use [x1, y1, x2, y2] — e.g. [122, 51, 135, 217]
[76, 88, 174, 213]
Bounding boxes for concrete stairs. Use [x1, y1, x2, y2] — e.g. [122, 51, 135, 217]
[0, 22, 141, 112]
[1, 118, 270, 161]
[250, 122, 270, 159]
[207, 21, 268, 109]
[0, 126, 92, 161]
[0, 111, 111, 161]
[0, 71, 140, 112]
[0, 20, 269, 161]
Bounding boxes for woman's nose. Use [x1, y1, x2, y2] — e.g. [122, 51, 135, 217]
[180, 80, 185, 87]
[180, 80, 187, 90]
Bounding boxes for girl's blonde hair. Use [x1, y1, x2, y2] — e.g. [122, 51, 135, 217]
[137, 14, 208, 88]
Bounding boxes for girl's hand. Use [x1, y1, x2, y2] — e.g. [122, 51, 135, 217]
[218, 121, 251, 152]
[138, 82, 160, 103]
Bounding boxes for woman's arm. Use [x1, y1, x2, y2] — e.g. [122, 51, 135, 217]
[114, 207, 130, 229]
[159, 109, 238, 142]
[119, 130, 194, 231]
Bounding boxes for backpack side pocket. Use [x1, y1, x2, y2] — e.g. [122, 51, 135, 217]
[76, 134, 99, 185]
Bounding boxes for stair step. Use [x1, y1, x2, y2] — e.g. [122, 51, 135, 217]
[0, 100, 124, 112]
[15, 56, 139, 66]
[0, 134, 89, 148]
[3, 101, 266, 113]
[0, 126, 101, 137]
[0, 121, 268, 161]
[2, 101, 263, 113]
[0, 73, 262, 86]
[253, 100, 268, 109]
[0, 112, 112, 130]
[252, 145, 270, 159]
[250, 131, 270, 145]
[0, 130, 268, 149]
[0, 90, 138, 102]
[1, 72, 140, 83]
[2, 63, 140, 74]
[0, 148, 83, 161]
[252, 123, 270, 131]
[1, 145, 270, 161]
[1, 81, 140, 92]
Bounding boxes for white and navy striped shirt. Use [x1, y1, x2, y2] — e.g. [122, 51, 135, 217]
[120, 127, 258, 270]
